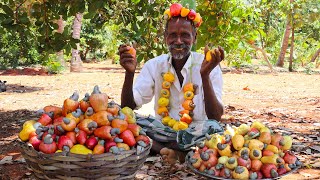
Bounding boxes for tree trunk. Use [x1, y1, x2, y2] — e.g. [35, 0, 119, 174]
[82, 47, 90, 62]
[289, 25, 294, 72]
[276, 0, 294, 67]
[55, 15, 66, 67]
[248, 43, 274, 72]
[288, 6, 295, 72]
[276, 18, 292, 67]
[70, 13, 83, 72]
[310, 48, 320, 62]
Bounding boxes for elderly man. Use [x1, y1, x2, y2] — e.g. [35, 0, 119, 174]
[119, 3, 224, 164]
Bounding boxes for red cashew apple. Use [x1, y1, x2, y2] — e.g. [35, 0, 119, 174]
[169, 3, 182, 17]
[75, 128, 87, 145]
[187, 9, 196, 20]
[39, 134, 57, 154]
[62, 91, 79, 116]
[38, 112, 54, 126]
[105, 141, 117, 152]
[119, 130, 136, 147]
[85, 136, 98, 150]
[57, 135, 74, 152]
[79, 93, 90, 112]
[89, 85, 108, 112]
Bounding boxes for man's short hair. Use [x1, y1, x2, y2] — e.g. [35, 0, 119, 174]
[164, 16, 197, 36]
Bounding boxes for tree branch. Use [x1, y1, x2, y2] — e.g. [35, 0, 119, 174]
[310, 48, 320, 63]
[247, 42, 274, 72]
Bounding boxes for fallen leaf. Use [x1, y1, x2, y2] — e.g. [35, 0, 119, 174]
[141, 165, 149, 170]
[135, 172, 150, 180]
[314, 153, 320, 158]
[145, 176, 154, 180]
[299, 172, 312, 177]
[170, 177, 180, 180]
[310, 145, 320, 152]
[292, 144, 306, 152]
[147, 169, 158, 176]
[304, 164, 313, 169]
[311, 162, 320, 168]
[154, 162, 162, 168]
[270, 117, 281, 122]
[174, 171, 189, 178]
[301, 149, 313, 155]
[182, 178, 199, 180]
[146, 156, 161, 162]
[0, 156, 13, 165]
[243, 86, 250, 90]
[14, 157, 26, 163]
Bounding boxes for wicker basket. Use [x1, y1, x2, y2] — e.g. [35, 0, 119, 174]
[185, 151, 301, 180]
[19, 139, 152, 180]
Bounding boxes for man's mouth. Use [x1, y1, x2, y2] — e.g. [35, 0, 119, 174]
[174, 48, 184, 51]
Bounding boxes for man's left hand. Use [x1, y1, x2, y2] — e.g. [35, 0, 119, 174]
[200, 46, 225, 77]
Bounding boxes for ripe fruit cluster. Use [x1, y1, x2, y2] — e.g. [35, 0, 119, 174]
[164, 3, 202, 28]
[19, 85, 150, 155]
[188, 121, 301, 179]
[158, 71, 197, 131]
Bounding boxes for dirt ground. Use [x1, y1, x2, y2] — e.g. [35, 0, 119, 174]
[0, 61, 319, 179]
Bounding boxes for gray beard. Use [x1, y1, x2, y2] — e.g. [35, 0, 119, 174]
[168, 44, 192, 60]
[172, 53, 185, 60]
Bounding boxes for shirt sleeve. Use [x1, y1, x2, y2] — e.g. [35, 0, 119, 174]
[133, 61, 155, 109]
[210, 65, 223, 105]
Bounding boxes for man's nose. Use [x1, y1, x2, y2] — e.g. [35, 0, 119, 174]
[175, 35, 183, 44]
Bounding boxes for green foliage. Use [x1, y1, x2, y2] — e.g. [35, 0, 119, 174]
[102, 24, 121, 62]
[110, 0, 170, 63]
[303, 62, 315, 75]
[79, 19, 120, 62]
[45, 54, 65, 74]
[0, 25, 41, 68]
[0, 0, 94, 67]
[196, 0, 259, 66]
[0, 0, 318, 70]
[181, 0, 196, 10]
[291, 0, 319, 66]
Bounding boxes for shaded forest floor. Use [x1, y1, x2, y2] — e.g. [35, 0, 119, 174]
[0, 61, 319, 179]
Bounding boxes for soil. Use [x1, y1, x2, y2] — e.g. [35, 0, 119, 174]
[0, 61, 319, 179]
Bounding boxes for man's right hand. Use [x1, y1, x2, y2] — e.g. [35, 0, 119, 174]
[119, 44, 137, 73]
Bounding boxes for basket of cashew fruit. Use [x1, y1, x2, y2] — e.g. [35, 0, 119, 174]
[18, 85, 152, 180]
[185, 121, 302, 179]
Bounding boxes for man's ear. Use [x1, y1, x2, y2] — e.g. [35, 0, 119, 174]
[164, 31, 168, 40]
[163, 33, 168, 45]
[193, 32, 197, 45]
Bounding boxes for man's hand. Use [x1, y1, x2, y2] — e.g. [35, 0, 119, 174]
[200, 45, 225, 77]
[119, 44, 137, 73]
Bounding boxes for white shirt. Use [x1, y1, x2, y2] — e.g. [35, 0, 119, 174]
[133, 51, 223, 126]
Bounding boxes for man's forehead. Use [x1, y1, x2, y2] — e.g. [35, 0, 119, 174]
[167, 17, 193, 28]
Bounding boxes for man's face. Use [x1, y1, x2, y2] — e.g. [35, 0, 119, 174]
[165, 17, 196, 60]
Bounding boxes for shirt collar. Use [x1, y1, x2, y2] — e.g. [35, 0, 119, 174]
[167, 52, 193, 71]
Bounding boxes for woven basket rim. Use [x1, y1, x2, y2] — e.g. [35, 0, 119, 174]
[18, 137, 152, 160]
[185, 151, 301, 180]
[18, 138, 153, 179]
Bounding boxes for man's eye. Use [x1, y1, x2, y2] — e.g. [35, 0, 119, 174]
[169, 34, 177, 38]
[182, 34, 190, 38]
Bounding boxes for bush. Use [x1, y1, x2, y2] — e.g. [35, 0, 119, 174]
[45, 54, 65, 74]
[0, 26, 40, 69]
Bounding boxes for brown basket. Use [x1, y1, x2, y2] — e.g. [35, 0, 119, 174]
[185, 151, 301, 180]
[19, 139, 152, 180]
